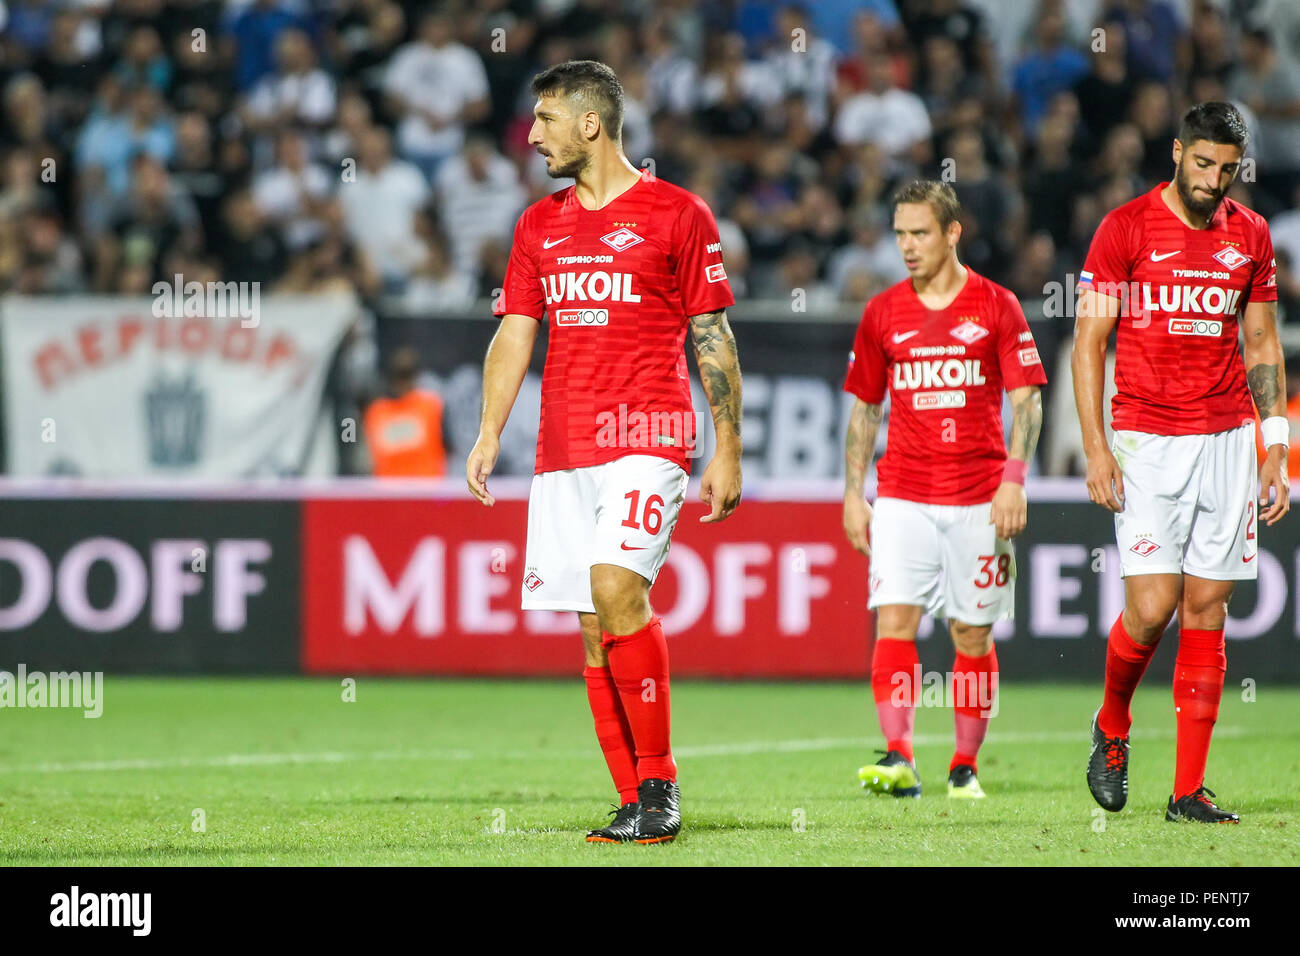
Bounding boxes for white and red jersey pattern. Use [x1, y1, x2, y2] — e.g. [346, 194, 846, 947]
[495, 171, 734, 474]
[1078, 183, 1277, 436]
[843, 268, 1048, 506]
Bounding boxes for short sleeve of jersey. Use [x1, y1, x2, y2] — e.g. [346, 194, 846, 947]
[1249, 218, 1279, 303]
[672, 194, 735, 317]
[494, 211, 544, 319]
[843, 301, 887, 403]
[1079, 209, 1134, 293]
[995, 287, 1049, 390]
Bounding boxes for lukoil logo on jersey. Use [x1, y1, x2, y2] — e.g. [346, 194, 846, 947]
[1134, 284, 1243, 315]
[893, 358, 987, 391]
[540, 271, 641, 306]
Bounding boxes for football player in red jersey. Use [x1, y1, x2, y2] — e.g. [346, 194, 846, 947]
[843, 181, 1047, 799]
[466, 61, 743, 844]
[1074, 102, 1289, 823]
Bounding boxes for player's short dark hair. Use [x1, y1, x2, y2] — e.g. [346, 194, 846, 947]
[1178, 101, 1249, 152]
[531, 60, 625, 142]
[891, 180, 962, 230]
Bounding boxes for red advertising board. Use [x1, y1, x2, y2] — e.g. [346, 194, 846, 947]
[301, 490, 872, 677]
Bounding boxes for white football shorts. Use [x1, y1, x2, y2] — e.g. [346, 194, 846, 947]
[1111, 423, 1258, 580]
[521, 454, 688, 612]
[867, 496, 1016, 625]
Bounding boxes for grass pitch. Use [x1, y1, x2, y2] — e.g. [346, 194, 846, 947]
[0, 678, 1296, 866]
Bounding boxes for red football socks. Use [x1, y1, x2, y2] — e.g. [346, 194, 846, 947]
[604, 616, 676, 782]
[872, 637, 918, 762]
[951, 647, 998, 772]
[1098, 613, 1158, 738]
[583, 665, 640, 804]
[1173, 628, 1226, 799]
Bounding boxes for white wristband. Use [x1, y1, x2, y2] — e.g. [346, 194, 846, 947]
[1261, 416, 1290, 450]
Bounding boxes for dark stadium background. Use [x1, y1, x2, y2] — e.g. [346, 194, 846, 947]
[1, 0, 1298, 682]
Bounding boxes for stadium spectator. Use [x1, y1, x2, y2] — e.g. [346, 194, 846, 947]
[1024, 111, 1082, 249]
[326, 0, 407, 95]
[240, 27, 336, 139]
[169, 111, 226, 237]
[945, 127, 1022, 284]
[828, 205, 909, 301]
[833, 55, 932, 164]
[1011, 4, 1089, 136]
[433, 133, 526, 281]
[338, 124, 429, 293]
[76, 80, 174, 200]
[210, 187, 288, 285]
[113, 26, 171, 95]
[762, 5, 837, 131]
[1100, 0, 1186, 84]
[93, 152, 202, 290]
[224, 0, 312, 93]
[364, 346, 447, 478]
[900, 0, 998, 92]
[251, 125, 333, 251]
[34, 10, 104, 132]
[383, 10, 490, 184]
[1073, 17, 1135, 144]
[405, 225, 476, 312]
[1228, 28, 1300, 213]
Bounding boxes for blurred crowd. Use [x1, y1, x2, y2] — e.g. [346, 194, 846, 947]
[3, 0, 1300, 322]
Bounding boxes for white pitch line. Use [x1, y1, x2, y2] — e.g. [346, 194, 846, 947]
[0, 726, 1254, 775]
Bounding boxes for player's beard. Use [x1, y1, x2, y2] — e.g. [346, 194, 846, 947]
[543, 132, 590, 180]
[1174, 159, 1225, 220]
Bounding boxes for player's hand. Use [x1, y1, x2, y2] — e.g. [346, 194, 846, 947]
[1259, 445, 1291, 526]
[1085, 449, 1125, 513]
[466, 434, 499, 506]
[699, 454, 742, 522]
[990, 481, 1027, 539]
[843, 494, 873, 556]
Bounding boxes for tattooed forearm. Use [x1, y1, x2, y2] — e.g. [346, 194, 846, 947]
[1008, 387, 1043, 465]
[691, 310, 742, 450]
[1247, 363, 1284, 418]
[845, 400, 883, 496]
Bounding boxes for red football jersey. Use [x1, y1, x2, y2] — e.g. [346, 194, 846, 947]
[496, 172, 734, 474]
[843, 267, 1048, 505]
[1079, 183, 1277, 435]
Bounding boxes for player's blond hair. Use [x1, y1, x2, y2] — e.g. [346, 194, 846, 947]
[892, 181, 962, 231]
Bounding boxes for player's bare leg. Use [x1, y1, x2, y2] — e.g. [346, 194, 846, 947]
[590, 563, 679, 843]
[947, 619, 996, 798]
[1167, 575, 1238, 822]
[1089, 573, 1180, 811]
[860, 604, 924, 797]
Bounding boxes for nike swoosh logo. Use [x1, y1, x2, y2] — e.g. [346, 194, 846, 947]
[892, 330, 919, 343]
[543, 236, 571, 249]
[976, 600, 995, 609]
[1243, 552, 1255, 563]
[1150, 250, 1180, 261]
[620, 542, 648, 551]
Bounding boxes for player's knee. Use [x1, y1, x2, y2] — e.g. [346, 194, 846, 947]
[875, 606, 921, 641]
[1125, 596, 1176, 642]
[950, 622, 993, 656]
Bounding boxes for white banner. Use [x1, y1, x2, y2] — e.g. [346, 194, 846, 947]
[1, 295, 356, 478]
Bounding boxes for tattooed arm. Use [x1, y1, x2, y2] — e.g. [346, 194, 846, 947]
[1241, 299, 1290, 525]
[843, 399, 883, 556]
[990, 386, 1042, 539]
[690, 309, 743, 522]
